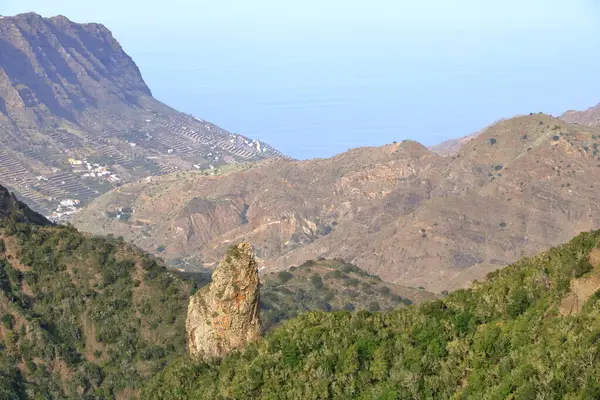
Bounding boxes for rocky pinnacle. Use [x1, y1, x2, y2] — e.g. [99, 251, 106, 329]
[186, 242, 262, 360]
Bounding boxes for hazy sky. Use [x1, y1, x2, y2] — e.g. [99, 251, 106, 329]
[3, 1, 600, 158]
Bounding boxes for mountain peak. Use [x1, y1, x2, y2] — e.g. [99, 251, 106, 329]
[0, 11, 151, 102]
[48, 14, 74, 23]
[0, 13, 282, 218]
[10, 12, 44, 21]
[396, 139, 433, 155]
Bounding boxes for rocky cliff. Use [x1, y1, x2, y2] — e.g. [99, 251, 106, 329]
[186, 242, 261, 360]
[0, 13, 282, 218]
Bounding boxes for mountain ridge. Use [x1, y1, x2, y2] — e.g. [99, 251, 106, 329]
[561, 102, 600, 126]
[0, 185, 51, 226]
[429, 118, 509, 156]
[74, 113, 600, 292]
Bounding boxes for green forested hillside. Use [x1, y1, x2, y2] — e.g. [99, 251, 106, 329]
[179, 258, 436, 332]
[5, 182, 600, 399]
[142, 230, 600, 399]
[259, 258, 435, 330]
[0, 213, 193, 398]
[0, 194, 434, 399]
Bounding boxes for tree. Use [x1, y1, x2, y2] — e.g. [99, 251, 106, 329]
[310, 275, 325, 290]
[278, 271, 294, 283]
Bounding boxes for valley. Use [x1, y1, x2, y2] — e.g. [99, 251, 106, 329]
[0, 182, 436, 398]
[75, 113, 600, 292]
[1, 7, 600, 400]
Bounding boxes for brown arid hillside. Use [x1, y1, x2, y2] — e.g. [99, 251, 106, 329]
[74, 114, 600, 293]
[0, 13, 282, 219]
[429, 118, 508, 156]
[433, 100, 600, 157]
[562, 102, 600, 126]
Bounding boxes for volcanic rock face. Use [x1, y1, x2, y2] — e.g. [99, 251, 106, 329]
[0, 13, 282, 217]
[186, 242, 261, 360]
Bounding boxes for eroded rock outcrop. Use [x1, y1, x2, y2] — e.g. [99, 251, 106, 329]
[559, 248, 600, 316]
[186, 242, 261, 360]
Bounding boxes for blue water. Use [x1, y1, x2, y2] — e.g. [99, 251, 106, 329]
[121, 25, 600, 160]
[5, 2, 600, 160]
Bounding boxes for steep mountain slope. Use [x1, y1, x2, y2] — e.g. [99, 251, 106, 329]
[143, 229, 600, 399]
[562, 102, 600, 126]
[0, 13, 282, 219]
[75, 114, 600, 292]
[0, 185, 194, 398]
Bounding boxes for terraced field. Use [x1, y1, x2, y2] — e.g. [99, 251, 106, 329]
[0, 13, 283, 219]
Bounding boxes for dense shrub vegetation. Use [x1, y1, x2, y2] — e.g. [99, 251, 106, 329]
[258, 259, 426, 331]
[5, 194, 600, 399]
[0, 216, 193, 399]
[0, 209, 425, 399]
[143, 230, 600, 399]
